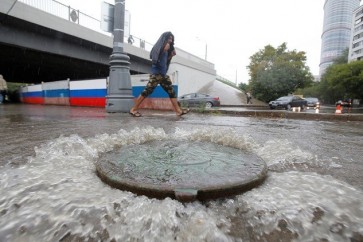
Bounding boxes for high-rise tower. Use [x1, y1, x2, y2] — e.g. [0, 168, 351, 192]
[320, 0, 360, 76]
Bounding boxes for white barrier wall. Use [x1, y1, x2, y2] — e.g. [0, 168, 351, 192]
[42, 80, 70, 105]
[69, 79, 107, 107]
[19, 86, 27, 103]
[22, 84, 43, 104]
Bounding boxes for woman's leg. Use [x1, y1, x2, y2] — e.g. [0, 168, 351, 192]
[130, 95, 146, 114]
[130, 75, 159, 114]
[160, 75, 186, 115]
[170, 98, 183, 115]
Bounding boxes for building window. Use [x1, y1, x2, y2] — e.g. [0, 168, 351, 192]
[356, 9, 363, 17]
[353, 33, 362, 40]
[355, 17, 363, 24]
[354, 24, 363, 32]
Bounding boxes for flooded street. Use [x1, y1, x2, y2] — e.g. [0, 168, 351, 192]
[0, 104, 362, 242]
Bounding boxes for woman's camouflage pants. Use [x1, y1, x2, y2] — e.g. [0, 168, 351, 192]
[141, 74, 176, 98]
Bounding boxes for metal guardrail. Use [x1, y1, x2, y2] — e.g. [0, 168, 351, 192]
[217, 75, 238, 87]
[19, 0, 100, 30]
[18, 0, 153, 51]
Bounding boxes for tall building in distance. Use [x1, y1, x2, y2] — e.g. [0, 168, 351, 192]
[349, 5, 363, 61]
[320, 0, 361, 76]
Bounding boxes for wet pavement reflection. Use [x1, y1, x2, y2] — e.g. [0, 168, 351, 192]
[0, 104, 362, 241]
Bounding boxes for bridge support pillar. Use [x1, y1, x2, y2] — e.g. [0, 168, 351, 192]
[106, 0, 134, 113]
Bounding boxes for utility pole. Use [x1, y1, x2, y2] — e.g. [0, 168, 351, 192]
[205, 43, 208, 60]
[105, 0, 134, 113]
[235, 69, 238, 85]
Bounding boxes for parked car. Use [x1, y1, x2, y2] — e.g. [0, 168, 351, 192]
[269, 96, 307, 110]
[336, 99, 352, 107]
[178, 93, 221, 108]
[304, 97, 320, 109]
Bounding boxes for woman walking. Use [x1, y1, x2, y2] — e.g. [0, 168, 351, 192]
[129, 32, 189, 117]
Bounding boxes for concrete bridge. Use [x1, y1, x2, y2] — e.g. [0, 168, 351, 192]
[0, 0, 250, 105]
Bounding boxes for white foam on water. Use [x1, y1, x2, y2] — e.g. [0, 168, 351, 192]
[255, 139, 316, 167]
[0, 127, 361, 241]
[175, 127, 331, 171]
[0, 127, 233, 241]
[173, 127, 258, 151]
[233, 171, 363, 242]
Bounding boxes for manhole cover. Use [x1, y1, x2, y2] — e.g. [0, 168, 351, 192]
[96, 140, 267, 202]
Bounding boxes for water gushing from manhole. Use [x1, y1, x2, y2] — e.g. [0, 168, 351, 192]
[1, 126, 362, 241]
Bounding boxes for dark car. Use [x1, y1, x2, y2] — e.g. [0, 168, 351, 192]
[178, 93, 221, 108]
[336, 99, 352, 107]
[269, 96, 307, 110]
[304, 97, 320, 109]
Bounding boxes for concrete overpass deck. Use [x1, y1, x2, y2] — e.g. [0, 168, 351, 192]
[0, 0, 215, 87]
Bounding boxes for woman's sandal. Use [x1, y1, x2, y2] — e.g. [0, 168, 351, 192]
[177, 108, 190, 116]
[129, 111, 142, 117]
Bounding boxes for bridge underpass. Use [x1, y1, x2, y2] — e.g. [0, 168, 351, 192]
[0, 39, 151, 84]
[0, 2, 151, 84]
[0, 41, 110, 83]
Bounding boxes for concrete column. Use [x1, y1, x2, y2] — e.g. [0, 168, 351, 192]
[106, 0, 134, 112]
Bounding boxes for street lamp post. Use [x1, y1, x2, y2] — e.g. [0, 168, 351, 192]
[196, 37, 208, 61]
[105, 0, 134, 113]
[204, 43, 207, 60]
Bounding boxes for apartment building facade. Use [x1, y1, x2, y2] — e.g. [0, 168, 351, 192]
[349, 5, 363, 61]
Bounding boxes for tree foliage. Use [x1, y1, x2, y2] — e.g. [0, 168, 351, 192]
[238, 82, 248, 92]
[319, 60, 363, 103]
[247, 43, 313, 102]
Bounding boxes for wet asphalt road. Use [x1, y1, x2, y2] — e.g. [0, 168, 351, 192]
[1, 104, 363, 188]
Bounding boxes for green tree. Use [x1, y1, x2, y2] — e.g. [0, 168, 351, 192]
[247, 43, 313, 102]
[238, 82, 248, 92]
[298, 47, 350, 104]
[320, 60, 363, 103]
[296, 82, 320, 98]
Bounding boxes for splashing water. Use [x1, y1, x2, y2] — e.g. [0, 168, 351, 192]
[0, 127, 362, 241]
[235, 172, 363, 241]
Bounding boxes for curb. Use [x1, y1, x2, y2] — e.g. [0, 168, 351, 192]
[199, 109, 363, 121]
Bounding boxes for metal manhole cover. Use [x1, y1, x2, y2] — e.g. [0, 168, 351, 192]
[96, 140, 267, 202]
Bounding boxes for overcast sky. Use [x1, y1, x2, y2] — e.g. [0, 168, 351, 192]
[58, 0, 325, 84]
